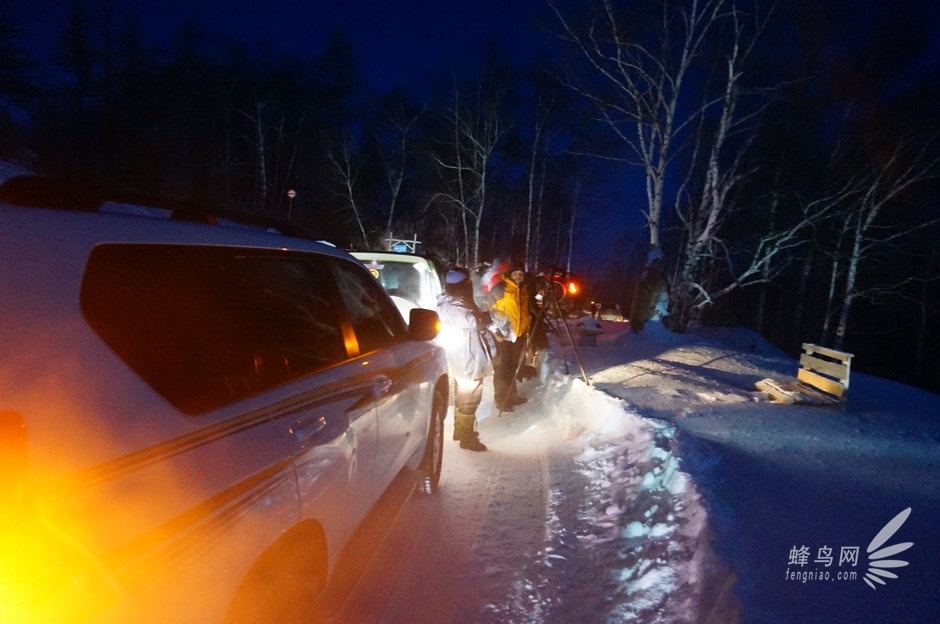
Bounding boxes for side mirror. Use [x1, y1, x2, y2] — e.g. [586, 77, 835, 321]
[408, 308, 441, 342]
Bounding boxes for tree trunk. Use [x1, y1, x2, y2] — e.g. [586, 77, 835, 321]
[793, 249, 814, 341]
[629, 256, 668, 333]
[834, 222, 864, 350]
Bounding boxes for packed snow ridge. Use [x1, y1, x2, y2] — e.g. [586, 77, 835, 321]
[471, 355, 734, 624]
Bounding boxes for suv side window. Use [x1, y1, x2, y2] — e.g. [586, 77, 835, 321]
[329, 258, 407, 355]
[80, 244, 346, 414]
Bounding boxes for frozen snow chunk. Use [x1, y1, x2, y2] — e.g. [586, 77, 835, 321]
[616, 566, 636, 582]
[649, 523, 672, 538]
[640, 471, 659, 490]
[649, 446, 670, 461]
[628, 565, 676, 597]
[622, 521, 647, 538]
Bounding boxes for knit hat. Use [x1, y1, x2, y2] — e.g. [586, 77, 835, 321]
[445, 268, 469, 284]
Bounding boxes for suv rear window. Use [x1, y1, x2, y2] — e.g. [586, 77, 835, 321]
[368, 261, 423, 303]
[80, 244, 347, 414]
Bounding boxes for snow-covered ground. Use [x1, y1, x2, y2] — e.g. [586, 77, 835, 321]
[334, 318, 939, 623]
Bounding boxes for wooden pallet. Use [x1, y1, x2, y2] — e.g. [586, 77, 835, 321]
[755, 378, 842, 406]
[756, 343, 853, 406]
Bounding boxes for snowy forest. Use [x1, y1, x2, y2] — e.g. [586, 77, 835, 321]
[2, 0, 940, 394]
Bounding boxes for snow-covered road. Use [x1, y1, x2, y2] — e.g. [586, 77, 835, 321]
[327, 319, 939, 623]
[331, 347, 735, 623]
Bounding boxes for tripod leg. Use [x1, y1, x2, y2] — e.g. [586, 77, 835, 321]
[543, 312, 570, 375]
[546, 283, 590, 385]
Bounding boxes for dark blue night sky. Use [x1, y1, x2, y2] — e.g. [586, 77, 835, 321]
[5, 0, 940, 276]
[6, 0, 641, 269]
[9, 0, 547, 92]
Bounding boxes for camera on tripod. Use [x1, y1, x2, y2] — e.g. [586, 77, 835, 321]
[522, 264, 590, 384]
[535, 265, 583, 319]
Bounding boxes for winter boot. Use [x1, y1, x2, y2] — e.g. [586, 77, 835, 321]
[452, 406, 462, 441]
[454, 409, 487, 452]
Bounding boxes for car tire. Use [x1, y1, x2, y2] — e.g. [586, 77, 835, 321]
[416, 385, 446, 495]
[226, 569, 326, 624]
[224, 528, 327, 624]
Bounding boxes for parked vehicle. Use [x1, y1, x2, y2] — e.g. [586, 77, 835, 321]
[597, 303, 626, 322]
[0, 176, 449, 624]
[351, 251, 444, 318]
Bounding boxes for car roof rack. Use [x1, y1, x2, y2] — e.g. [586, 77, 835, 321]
[0, 174, 316, 240]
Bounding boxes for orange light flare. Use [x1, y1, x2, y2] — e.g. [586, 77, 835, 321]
[1, 411, 123, 623]
[1, 513, 123, 623]
[1, 366, 273, 622]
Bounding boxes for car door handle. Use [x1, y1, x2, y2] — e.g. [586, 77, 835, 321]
[372, 375, 392, 398]
[290, 412, 350, 447]
[290, 416, 327, 445]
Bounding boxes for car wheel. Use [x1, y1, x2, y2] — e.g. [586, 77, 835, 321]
[226, 569, 325, 624]
[417, 385, 446, 495]
[224, 528, 327, 624]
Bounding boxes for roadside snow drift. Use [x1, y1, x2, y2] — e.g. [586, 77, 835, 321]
[469, 362, 736, 623]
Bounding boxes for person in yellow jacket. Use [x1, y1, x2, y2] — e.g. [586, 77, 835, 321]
[489, 262, 533, 412]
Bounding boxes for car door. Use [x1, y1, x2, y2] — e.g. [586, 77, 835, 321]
[326, 258, 423, 500]
[213, 250, 383, 557]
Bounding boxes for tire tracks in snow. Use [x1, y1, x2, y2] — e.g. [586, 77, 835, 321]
[328, 413, 554, 624]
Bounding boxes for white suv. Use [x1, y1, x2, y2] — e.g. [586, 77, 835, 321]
[0, 176, 448, 623]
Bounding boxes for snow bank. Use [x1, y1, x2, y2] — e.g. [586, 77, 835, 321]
[488, 360, 736, 623]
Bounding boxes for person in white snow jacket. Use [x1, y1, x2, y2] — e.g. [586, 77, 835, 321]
[437, 267, 513, 451]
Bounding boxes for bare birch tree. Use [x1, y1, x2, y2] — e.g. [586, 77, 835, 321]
[666, 5, 792, 328]
[236, 102, 307, 218]
[522, 70, 581, 272]
[552, 0, 821, 331]
[375, 90, 425, 233]
[429, 70, 510, 266]
[820, 137, 940, 349]
[550, 0, 728, 255]
[524, 90, 549, 270]
[324, 132, 369, 248]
